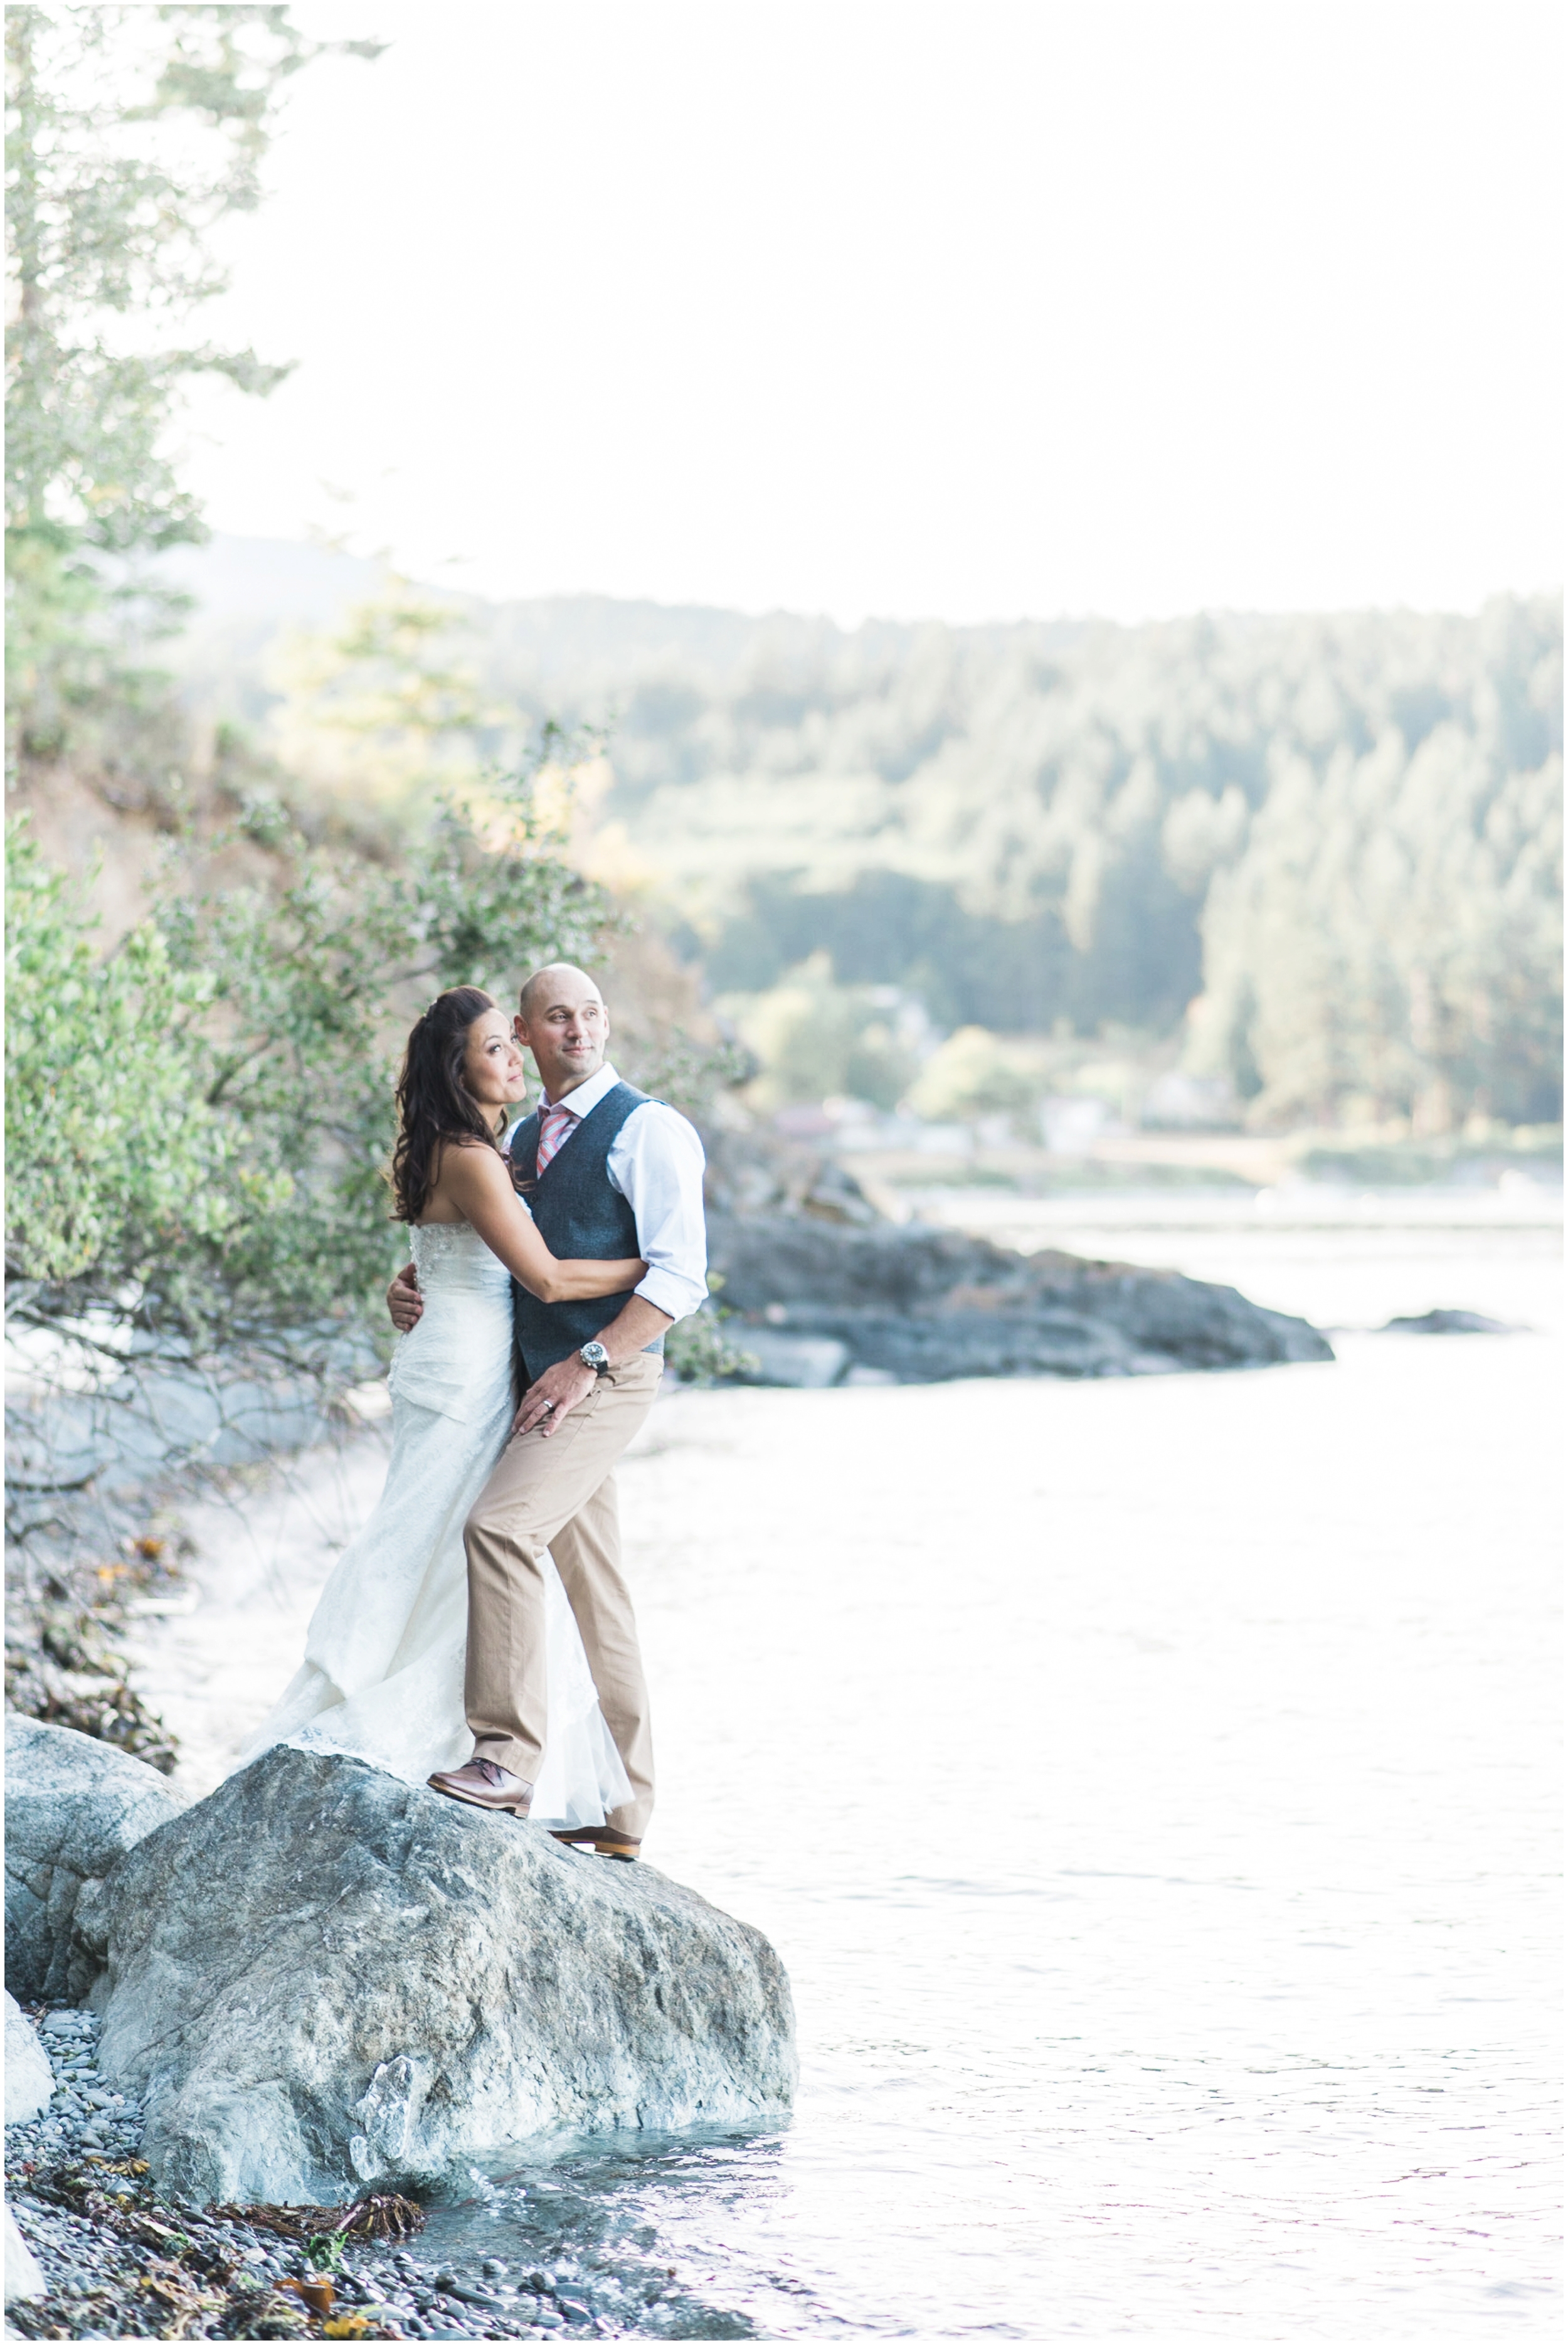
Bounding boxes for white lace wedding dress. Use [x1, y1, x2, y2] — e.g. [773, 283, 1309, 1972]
[238, 1220, 632, 1827]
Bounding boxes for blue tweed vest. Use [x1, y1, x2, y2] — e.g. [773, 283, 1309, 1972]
[507, 1081, 662, 1375]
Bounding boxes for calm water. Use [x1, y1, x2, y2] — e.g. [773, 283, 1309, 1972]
[153, 1209, 1563, 2339]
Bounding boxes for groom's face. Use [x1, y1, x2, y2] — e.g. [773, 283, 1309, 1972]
[514, 971, 610, 1100]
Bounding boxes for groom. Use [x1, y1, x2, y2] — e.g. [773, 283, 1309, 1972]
[386, 963, 707, 1855]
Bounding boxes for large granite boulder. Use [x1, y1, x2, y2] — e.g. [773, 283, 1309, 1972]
[4, 1715, 184, 2004]
[4, 1992, 53, 2124]
[85, 1747, 796, 2205]
[708, 1211, 1332, 1380]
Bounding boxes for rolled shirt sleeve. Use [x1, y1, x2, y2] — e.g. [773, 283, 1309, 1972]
[606, 1102, 709, 1324]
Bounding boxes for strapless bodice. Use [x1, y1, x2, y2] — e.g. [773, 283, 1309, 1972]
[408, 1219, 514, 1297]
[389, 1221, 516, 1422]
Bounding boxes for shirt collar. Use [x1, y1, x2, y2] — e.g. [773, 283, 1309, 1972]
[540, 1060, 620, 1123]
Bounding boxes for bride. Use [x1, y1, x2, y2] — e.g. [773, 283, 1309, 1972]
[240, 986, 644, 1829]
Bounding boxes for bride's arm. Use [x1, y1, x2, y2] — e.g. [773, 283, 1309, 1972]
[439, 1145, 647, 1304]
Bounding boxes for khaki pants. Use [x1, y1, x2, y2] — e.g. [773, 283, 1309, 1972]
[462, 1352, 661, 1837]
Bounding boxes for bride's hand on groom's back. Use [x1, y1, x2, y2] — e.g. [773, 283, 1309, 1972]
[388, 1262, 423, 1332]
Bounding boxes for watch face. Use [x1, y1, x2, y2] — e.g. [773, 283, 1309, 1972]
[581, 1342, 608, 1368]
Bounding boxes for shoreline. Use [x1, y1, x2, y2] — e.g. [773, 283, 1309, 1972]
[6, 1218, 1559, 2340]
[5, 2000, 718, 2340]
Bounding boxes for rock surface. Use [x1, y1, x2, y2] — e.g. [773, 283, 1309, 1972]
[708, 1211, 1333, 1381]
[4, 1715, 184, 2004]
[85, 1746, 797, 2205]
[4, 1992, 53, 2125]
[5, 2206, 46, 2305]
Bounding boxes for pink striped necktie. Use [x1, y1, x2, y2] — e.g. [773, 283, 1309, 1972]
[534, 1101, 578, 1176]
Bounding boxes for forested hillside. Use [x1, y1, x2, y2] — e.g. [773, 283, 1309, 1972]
[171, 545, 1563, 1130]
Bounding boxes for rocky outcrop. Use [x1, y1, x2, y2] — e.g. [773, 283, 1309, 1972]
[4, 1715, 184, 2004]
[84, 1746, 796, 2206]
[707, 1211, 1332, 1381]
[4, 1992, 53, 2125]
[1380, 1309, 1514, 1335]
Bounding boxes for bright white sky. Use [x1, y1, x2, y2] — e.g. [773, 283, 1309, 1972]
[183, 0, 1563, 626]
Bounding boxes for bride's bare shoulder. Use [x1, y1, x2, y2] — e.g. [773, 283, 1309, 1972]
[423, 1136, 517, 1223]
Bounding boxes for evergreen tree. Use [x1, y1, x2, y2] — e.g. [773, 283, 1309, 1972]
[4, 4, 379, 768]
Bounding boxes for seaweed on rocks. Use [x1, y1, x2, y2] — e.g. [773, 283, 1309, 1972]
[6, 2001, 749, 2337]
[211, 2196, 428, 2248]
[4, 2003, 406, 2339]
[6, 1529, 189, 1774]
[3, 2149, 381, 2339]
[6, 2139, 750, 2338]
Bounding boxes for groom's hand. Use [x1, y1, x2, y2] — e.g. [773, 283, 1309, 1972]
[388, 1262, 423, 1332]
[514, 1356, 596, 1440]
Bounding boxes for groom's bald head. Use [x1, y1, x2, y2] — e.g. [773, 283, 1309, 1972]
[517, 963, 603, 1022]
[514, 964, 609, 1100]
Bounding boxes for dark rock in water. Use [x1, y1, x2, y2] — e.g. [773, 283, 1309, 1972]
[707, 1212, 1332, 1383]
[4, 1715, 184, 2004]
[1379, 1309, 1516, 1336]
[82, 1746, 797, 2205]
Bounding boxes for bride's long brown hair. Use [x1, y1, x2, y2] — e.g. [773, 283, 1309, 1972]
[389, 987, 515, 1223]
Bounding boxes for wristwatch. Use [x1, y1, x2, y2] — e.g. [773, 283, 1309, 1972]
[578, 1341, 610, 1375]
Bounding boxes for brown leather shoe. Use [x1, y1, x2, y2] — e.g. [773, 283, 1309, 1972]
[549, 1825, 641, 1860]
[426, 1758, 532, 1816]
